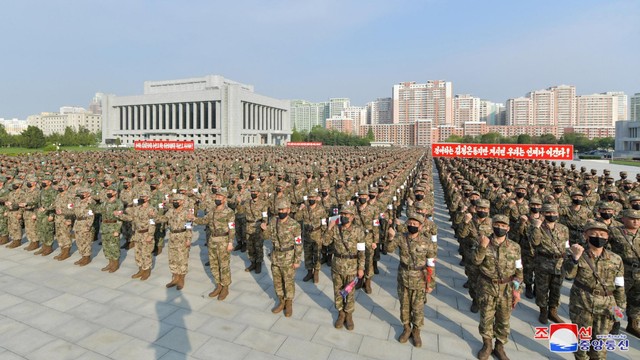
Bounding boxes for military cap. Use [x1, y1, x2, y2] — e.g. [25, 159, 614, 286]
[476, 199, 490, 208]
[122, 177, 132, 183]
[368, 187, 379, 194]
[414, 201, 429, 210]
[463, 185, 474, 191]
[413, 186, 426, 193]
[515, 183, 527, 190]
[629, 195, 640, 202]
[407, 212, 425, 224]
[42, 175, 53, 181]
[178, 183, 190, 191]
[529, 197, 542, 205]
[103, 175, 114, 182]
[623, 179, 633, 184]
[570, 191, 584, 197]
[491, 214, 509, 225]
[215, 188, 228, 195]
[137, 172, 147, 177]
[171, 193, 186, 201]
[622, 209, 640, 219]
[249, 185, 262, 192]
[603, 169, 610, 174]
[106, 184, 119, 191]
[138, 190, 150, 198]
[604, 187, 618, 194]
[340, 204, 356, 215]
[76, 188, 90, 195]
[541, 203, 558, 213]
[551, 181, 564, 187]
[150, 178, 160, 185]
[0, 176, 7, 182]
[26, 175, 37, 182]
[470, 190, 481, 197]
[597, 201, 615, 210]
[306, 191, 319, 198]
[583, 220, 608, 232]
[377, 180, 387, 187]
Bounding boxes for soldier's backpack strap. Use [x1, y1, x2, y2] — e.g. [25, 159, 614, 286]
[582, 251, 610, 295]
[541, 223, 564, 257]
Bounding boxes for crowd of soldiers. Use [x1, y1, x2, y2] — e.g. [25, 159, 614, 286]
[438, 158, 640, 360]
[0, 147, 436, 349]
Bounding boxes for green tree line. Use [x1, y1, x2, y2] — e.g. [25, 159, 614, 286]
[444, 132, 614, 153]
[291, 125, 372, 146]
[0, 124, 101, 149]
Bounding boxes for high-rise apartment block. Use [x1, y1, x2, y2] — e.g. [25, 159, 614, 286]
[549, 85, 576, 127]
[576, 94, 619, 127]
[507, 97, 533, 126]
[603, 91, 628, 121]
[329, 98, 350, 118]
[528, 89, 555, 126]
[453, 94, 480, 127]
[479, 100, 506, 125]
[367, 97, 392, 125]
[290, 100, 329, 132]
[27, 107, 102, 136]
[392, 80, 453, 126]
[631, 93, 640, 121]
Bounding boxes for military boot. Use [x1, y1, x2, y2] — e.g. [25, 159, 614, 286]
[345, 312, 354, 330]
[40, 245, 53, 256]
[477, 338, 493, 360]
[75, 256, 91, 266]
[140, 269, 151, 281]
[492, 340, 510, 360]
[463, 280, 469, 288]
[313, 271, 319, 284]
[166, 273, 178, 288]
[398, 324, 411, 343]
[470, 300, 479, 313]
[209, 285, 221, 298]
[335, 310, 346, 329]
[610, 321, 620, 335]
[101, 261, 112, 272]
[0, 235, 9, 245]
[538, 307, 548, 324]
[217, 286, 229, 301]
[244, 261, 256, 272]
[254, 262, 262, 274]
[525, 284, 534, 299]
[120, 241, 131, 250]
[176, 274, 185, 290]
[132, 267, 143, 278]
[155, 245, 163, 255]
[548, 307, 563, 323]
[109, 259, 119, 273]
[303, 270, 314, 282]
[627, 319, 640, 338]
[325, 253, 332, 266]
[34, 244, 45, 255]
[55, 247, 71, 261]
[373, 261, 379, 275]
[364, 279, 372, 294]
[272, 297, 285, 314]
[24, 241, 39, 251]
[411, 326, 422, 348]
[284, 300, 293, 317]
[6, 239, 21, 248]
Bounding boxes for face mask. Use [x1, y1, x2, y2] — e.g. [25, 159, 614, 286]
[493, 227, 508, 237]
[358, 198, 368, 204]
[516, 192, 526, 199]
[172, 202, 180, 208]
[415, 194, 424, 201]
[607, 195, 617, 201]
[355, 176, 361, 181]
[276, 187, 282, 193]
[12, 184, 19, 190]
[138, 178, 144, 182]
[537, 186, 544, 190]
[321, 191, 328, 197]
[41, 183, 48, 188]
[464, 192, 471, 198]
[582, 186, 590, 192]
[566, 182, 573, 186]
[407, 225, 420, 234]
[150, 185, 158, 191]
[339, 216, 350, 225]
[476, 211, 488, 218]
[278, 212, 288, 220]
[27, 183, 34, 188]
[554, 188, 563, 194]
[591, 171, 597, 175]
[106, 193, 115, 199]
[633, 204, 640, 210]
[545, 215, 558, 223]
[308, 199, 316, 205]
[211, 188, 218, 194]
[123, 184, 130, 189]
[294, 180, 300, 185]
[138, 198, 146, 204]
[505, 188, 514, 193]
[214, 199, 222, 206]
[335, 184, 342, 189]
[470, 199, 479, 206]
[58, 188, 65, 193]
[250, 193, 258, 199]
[588, 236, 607, 248]
[624, 186, 632, 191]
[207, 180, 213, 185]
[249, 176, 255, 181]
[598, 212, 613, 220]
[530, 207, 540, 213]
[237, 185, 242, 190]
[368, 194, 376, 200]
[572, 198, 583, 205]
[307, 175, 312, 179]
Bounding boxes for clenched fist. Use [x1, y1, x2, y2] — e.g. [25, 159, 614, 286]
[570, 244, 584, 260]
[479, 235, 490, 248]
[464, 213, 473, 223]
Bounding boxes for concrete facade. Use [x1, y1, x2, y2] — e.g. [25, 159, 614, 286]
[102, 75, 290, 147]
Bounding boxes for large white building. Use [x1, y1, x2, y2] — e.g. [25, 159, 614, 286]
[290, 100, 328, 132]
[506, 97, 533, 126]
[392, 80, 453, 126]
[479, 100, 505, 125]
[576, 94, 619, 127]
[603, 91, 628, 121]
[101, 75, 290, 147]
[366, 97, 393, 125]
[453, 94, 480, 127]
[27, 108, 102, 136]
[0, 118, 29, 135]
[631, 93, 640, 121]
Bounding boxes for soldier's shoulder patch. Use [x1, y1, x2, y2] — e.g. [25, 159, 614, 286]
[228, 222, 235, 230]
[294, 235, 302, 245]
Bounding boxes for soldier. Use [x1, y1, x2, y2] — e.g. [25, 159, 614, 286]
[550, 180, 571, 208]
[324, 204, 365, 330]
[504, 184, 529, 239]
[560, 191, 592, 246]
[119, 178, 135, 250]
[21, 175, 41, 251]
[193, 189, 236, 300]
[70, 188, 96, 266]
[472, 214, 523, 360]
[53, 181, 74, 261]
[295, 192, 327, 284]
[386, 212, 437, 348]
[240, 186, 268, 273]
[354, 190, 380, 294]
[34, 175, 57, 256]
[609, 209, 640, 338]
[260, 200, 302, 317]
[5, 180, 25, 248]
[530, 203, 569, 324]
[0, 176, 9, 245]
[515, 197, 543, 299]
[94, 184, 124, 272]
[149, 178, 167, 255]
[565, 220, 626, 360]
[595, 201, 622, 230]
[156, 193, 194, 290]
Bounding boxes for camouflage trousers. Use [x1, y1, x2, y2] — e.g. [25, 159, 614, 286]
[569, 306, 613, 360]
[209, 239, 231, 287]
[154, 224, 166, 248]
[522, 254, 535, 286]
[331, 269, 357, 313]
[36, 214, 55, 246]
[465, 263, 480, 301]
[7, 210, 23, 242]
[133, 233, 154, 270]
[398, 283, 426, 328]
[478, 284, 514, 344]
[626, 274, 640, 321]
[122, 221, 133, 242]
[23, 210, 37, 243]
[534, 269, 563, 308]
[245, 229, 264, 263]
[303, 232, 322, 271]
[271, 256, 296, 300]
[55, 215, 73, 248]
[0, 206, 8, 236]
[75, 229, 94, 257]
[235, 216, 246, 244]
[101, 224, 121, 261]
[363, 232, 375, 279]
[168, 232, 191, 275]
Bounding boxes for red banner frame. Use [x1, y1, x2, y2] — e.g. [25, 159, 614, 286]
[432, 143, 574, 160]
[286, 142, 323, 147]
[133, 140, 195, 151]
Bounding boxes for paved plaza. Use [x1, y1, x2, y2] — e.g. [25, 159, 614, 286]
[0, 164, 638, 360]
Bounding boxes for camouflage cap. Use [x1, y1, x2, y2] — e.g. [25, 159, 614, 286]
[515, 183, 527, 190]
[622, 209, 640, 219]
[138, 190, 150, 198]
[106, 184, 119, 191]
[583, 220, 608, 232]
[492, 214, 509, 225]
[340, 204, 356, 215]
[76, 188, 91, 195]
[414, 201, 429, 210]
[407, 212, 425, 224]
[596, 201, 615, 210]
[476, 199, 490, 208]
[570, 191, 584, 197]
[604, 187, 618, 194]
[620, 171, 628, 176]
[150, 178, 160, 185]
[551, 181, 564, 187]
[368, 187, 379, 194]
[215, 188, 228, 195]
[529, 197, 542, 205]
[26, 175, 37, 182]
[413, 186, 426, 193]
[171, 193, 186, 201]
[541, 203, 558, 213]
[463, 185, 474, 191]
[470, 190, 481, 197]
[42, 175, 53, 181]
[630, 195, 640, 202]
[0, 176, 7, 182]
[249, 185, 262, 192]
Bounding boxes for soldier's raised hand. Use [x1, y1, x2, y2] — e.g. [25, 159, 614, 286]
[479, 235, 490, 248]
[387, 227, 396, 239]
[260, 222, 267, 231]
[570, 244, 584, 260]
[531, 218, 542, 228]
[509, 199, 516, 207]
[464, 213, 473, 223]
[519, 215, 528, 223]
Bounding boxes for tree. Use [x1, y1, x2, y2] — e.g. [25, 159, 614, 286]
[290, 128, 305, 142]
[517, 134, 532, 144]
[537, 133, 557, 144]
[20, 126, 46, 148]
[445, 134, 464, 143]
[0, 124, 8, 147]
[480, 132, 501, 144]
[366, 128, 375, 141]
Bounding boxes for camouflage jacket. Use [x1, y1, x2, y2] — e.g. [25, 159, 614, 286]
[472, 236, 523, 297]
[354, 203, 380, 244]
[264, 216, 302, 265]
[609, 226, 640, 274]
[387, 232, 437, 290]
[530, 222, 570, 273]
[294, 203, 327, 241]
[323, 223, 366, 275]
[194, 205, 236, 243]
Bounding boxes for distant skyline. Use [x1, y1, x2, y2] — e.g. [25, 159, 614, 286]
[1, 0, 638, 119]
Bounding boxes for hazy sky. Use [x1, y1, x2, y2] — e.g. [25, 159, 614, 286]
[1, 0, 638, 119]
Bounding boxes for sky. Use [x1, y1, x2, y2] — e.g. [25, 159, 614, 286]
[0, 0, 639, 119]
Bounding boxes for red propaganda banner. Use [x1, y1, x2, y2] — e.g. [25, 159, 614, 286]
[134, 140, 195, 151]
[286, 142, 323, 147]
[431, 143, 574, 160]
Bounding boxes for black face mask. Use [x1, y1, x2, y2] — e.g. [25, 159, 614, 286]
[588, 236, 607, 248]
[407, 225, 420, 234]
[250, 193, 258, 199]
[237, 185, 243, 190]
[211, 188, 218, 194]
[106, 193, 115, 199]
[138, 198, 146, 204]
[12, 184, 19, 190]
[599, 212, 613, 220]
[231, 180, 236, 184]
[415, 194, 424, 201]
[545, 215, 558, 223]
[294, 180, 300, 185]
[516, 192, 526, 199]
[607, 195, 617, 201]
[150, 185, 157, 191]
[335, 185, 342, 189]
[582, 187, 590, 192]
[207, 180, 213, 185]
[123, 184, 130, 189]
[606, 180, 614, 185]
[464, 192, 471, 198]
[40, 183, 48, 188]
[624, 186, 632, 191]
[278, 212, 288, 220]
[368, 194, 376, 200]
[138, 178, 144, 182]
[276, 187, 282, 193]
[621, 175, 627, 179]
[572, 198, 583, 205]
[530, 207, 540, 213]
[249, 176, 255, 181]
[340, 216, 350, 225]
[58, 188, 65, 193]
[308, 199, 316, 205]
[355, 176, 361, 181]
[306, 175, 312, 179]
[27, 183, 35, 188]
[172, 202, 180, 208]
[476, 211, 488, 218]
[505, 188, 514, 193]
[214, 199, 222, 206]
[321, 191, 328, 197]
[470, 199, 479, 206]
[566, 182, 574, 186]
[633, 204, 640, 210]
[493, 227, 508, 237]
[554, 188, 563, 194]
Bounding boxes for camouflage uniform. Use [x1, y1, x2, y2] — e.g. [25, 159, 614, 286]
[21, 180, 40, 247]
[0, 178, 9, 244]
[514, 198, 543, 293]
[560, 193, 592, 246]
[53, 185, 75, 257]
[94, 192, 124, 263]
[239, 189, 268, 271]
[119, 181, 135, 245]
[354, 198, 380, 291]
[70, 189, 96, 263]
[294, 196, 327, 277]
[156, 194, 194, 288]
[118, 198, 157, 272]
[6, 183, 25, 246]
[36, 182, 58, 250]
